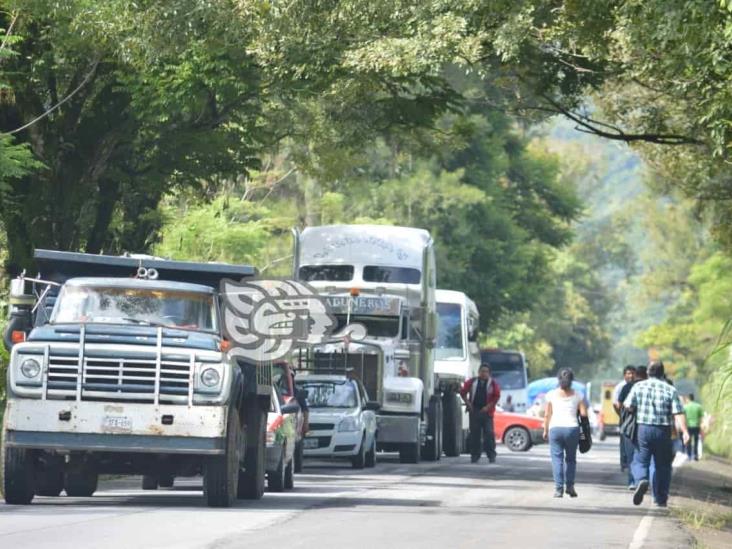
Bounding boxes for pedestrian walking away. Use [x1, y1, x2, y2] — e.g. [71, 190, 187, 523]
[543, 368, 588, 498]
[625, 361, 690, 508]
[683, 393, 703, 461]
[614, 365, 636, 472]
[460, 363, 501, 463]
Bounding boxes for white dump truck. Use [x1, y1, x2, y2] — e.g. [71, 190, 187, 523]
[292, 225, 441, 463]
[434, 289, 481, 456]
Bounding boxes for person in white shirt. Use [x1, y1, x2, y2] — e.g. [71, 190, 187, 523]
[543, 368, 588, 498]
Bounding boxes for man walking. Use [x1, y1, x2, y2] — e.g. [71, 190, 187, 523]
[614, 366, 636, 472]
[683, 394, 703, 461]
[625, 361, 690, 507]
[460, 363, 501, 463]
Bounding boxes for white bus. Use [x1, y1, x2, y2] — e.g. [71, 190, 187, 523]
[434, 289, 480, 456]
[479, 349, 529, 413]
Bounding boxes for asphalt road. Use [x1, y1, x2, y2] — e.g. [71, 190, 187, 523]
[0, 439, 692, 549]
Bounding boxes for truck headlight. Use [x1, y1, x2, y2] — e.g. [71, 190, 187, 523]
[338, 417, 359, 432]
[201, 368, 221, 387]
[20, 357, 42, 379]
[386, 391, 413, 404]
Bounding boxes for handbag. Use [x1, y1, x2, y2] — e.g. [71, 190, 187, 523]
[578, 413, 592, 454]
[620, 408, 638, 444]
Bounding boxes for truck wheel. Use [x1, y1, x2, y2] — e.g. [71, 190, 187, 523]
[64, 468, 98, 497]
[238, 404, 266, 500]
[204, 405, 241, 507]
[351, 436, 366, 469]
[294, 440, 304, 473]
[422, 397, 442, 461]
[442, 392, 462, 457]
[36, 466, 64, 497]
[504, 426, 531, 452]
[2, 445, 35, 504]
[268, 452, 286, 492]
[399, 440, 421, 464]
[158, 474, 174, 488]
[142, 475, 158, 490]
[365, 437, 377, 468]
[284, 458, 294, 490]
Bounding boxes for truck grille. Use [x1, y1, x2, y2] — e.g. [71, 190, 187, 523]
[47, 353, 193, 404]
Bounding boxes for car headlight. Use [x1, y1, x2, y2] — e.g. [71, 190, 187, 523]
[20, 357, 42, 379]
[386, 391, 413, 404]
[201, 368, 221, 387]
[338, 417, 360, 432]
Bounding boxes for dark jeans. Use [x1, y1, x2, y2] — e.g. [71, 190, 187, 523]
[620, 433, 628, 470]
[549, 426, 580, 489]
[623, 434, 636, 485]
[469, 412, 496, 460]
[631, 424, 673, 505]
[686, 427, 701, 460]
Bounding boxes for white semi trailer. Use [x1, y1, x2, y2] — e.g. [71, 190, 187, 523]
[434, 289, 481, 456]
[292, 225, 441, 463]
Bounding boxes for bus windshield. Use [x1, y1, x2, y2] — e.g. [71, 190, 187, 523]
[436, 303, 464, 360]
[481, 351, 526, 389]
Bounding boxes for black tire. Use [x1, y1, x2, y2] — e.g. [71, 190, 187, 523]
[2, 444, 35, 504]
[365, 436, 377, 468]
[36, 468, 64, 497]
[294, 440, 304, 473]
[142, 475, 158, 490]
[268, 452, 286, 492]
[64, 468, 98, 497]
[351, 436, 366, 469]
[158, 474, 174, 488]
[442, 392, 462, 457]
[204, 406, 241, 507]
[504, 426, 532, 452]
[284, 457, 294, 490]
[238, 403, 266, 500]
[399, 439, 421, 464]
[422, 397, 442, 461]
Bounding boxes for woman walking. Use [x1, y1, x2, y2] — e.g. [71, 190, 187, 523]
[543, 368, 588, 498]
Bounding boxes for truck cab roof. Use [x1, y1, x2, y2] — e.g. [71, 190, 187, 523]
[63, 277, 215, 294]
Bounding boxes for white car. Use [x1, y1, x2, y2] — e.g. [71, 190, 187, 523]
[296, 375, 379, 469]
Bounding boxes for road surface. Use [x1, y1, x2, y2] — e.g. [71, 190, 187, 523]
[0, 440, 691, 548]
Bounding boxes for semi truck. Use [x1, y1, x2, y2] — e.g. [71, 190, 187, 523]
[292, 225, 441, 463]
[434, 289, 481, 456]
[2, 250, 272, 507]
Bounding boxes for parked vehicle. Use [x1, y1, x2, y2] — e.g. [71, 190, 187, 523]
[434, 289, 480, 457]
[2, 250, 272, 507]
[266, 386, 297, 492]
[480, 349, 529, 413]
[599, 381, 620, 437]
[493, 407, 544, 452]
[293, 225, 440, 464]
[295, 374, 379, 468]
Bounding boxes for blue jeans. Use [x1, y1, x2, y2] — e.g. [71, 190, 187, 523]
[549, 426, 580, 490]
[631, 425, 673, 505]
[623, 434, 636, 485]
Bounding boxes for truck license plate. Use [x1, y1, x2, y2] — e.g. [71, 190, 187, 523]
[304, 438, 319, 449]
[102, 415, 133, 432]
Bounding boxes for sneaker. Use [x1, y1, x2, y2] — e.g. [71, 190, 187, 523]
[566, 486, 578, 498]
[628, 484, 636, 491]
[633, 480, 649, 506]
[654, 502, 668, 508]
[553, 488, 563, 498]
[488, 457, 496, 464]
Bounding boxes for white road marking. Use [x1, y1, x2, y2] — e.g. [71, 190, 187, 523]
[628, 513, 653, 549]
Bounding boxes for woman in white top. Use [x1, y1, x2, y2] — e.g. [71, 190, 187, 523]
[543, 368, 588, 498]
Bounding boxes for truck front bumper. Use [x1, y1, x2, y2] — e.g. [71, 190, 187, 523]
[3, 399, 227, 455]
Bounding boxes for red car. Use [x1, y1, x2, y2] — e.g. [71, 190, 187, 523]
[493, 407, 545, 452]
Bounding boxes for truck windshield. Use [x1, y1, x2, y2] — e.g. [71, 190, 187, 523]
[297, 380, 358, 408]
[51, 285, 216, 332]
[363, 266, 420, 284]
[334, 314, 400, 338]
[299, 265, 354, 281]
[436, 303, 464, 360]
[480, 351, 527, 389]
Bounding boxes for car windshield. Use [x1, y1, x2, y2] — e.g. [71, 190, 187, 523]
[51, 285, 216, 332]
[436, 303, 464, 359]
[297, 380, 358, 408]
